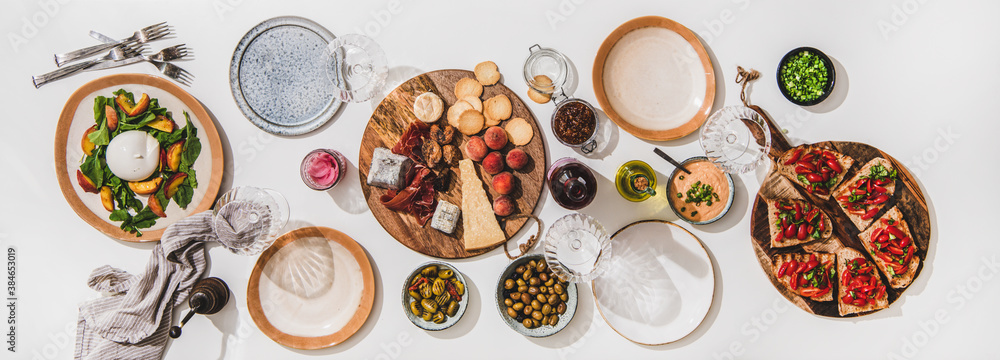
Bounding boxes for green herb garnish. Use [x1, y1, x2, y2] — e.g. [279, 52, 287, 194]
[780, 50, 829, 103]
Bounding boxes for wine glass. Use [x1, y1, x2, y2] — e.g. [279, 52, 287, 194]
[212, 186, 290, 256]
[699, 105, 771, 173]
[543, 213, 612, 283]
[324, 34, 388, 103]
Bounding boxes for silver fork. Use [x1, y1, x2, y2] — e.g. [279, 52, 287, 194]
[86, 44, 193, 71]
[82, 45, 194, 86]
[33, 43, 146, 88]
[149, 60, 193, 86]
[53, 22, 170, 67]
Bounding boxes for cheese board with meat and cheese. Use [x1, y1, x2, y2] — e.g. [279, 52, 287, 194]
[359, 69, 546, 259]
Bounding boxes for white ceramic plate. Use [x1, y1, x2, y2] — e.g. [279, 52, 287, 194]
[592, 220, 715, 345]
[248, 227, 375, 349]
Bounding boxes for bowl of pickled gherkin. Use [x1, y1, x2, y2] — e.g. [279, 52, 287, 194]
[495, 254, 577, 337]
[403, 262, 468, 331]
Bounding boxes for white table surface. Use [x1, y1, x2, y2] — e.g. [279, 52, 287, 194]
[3, 1, 999, 359]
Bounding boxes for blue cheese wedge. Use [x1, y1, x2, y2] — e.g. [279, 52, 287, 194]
[430, 200, 460, 234]
[459, 159, 505, 250]
[367, 147, 413, 190]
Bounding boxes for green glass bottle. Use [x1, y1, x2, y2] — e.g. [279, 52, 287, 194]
[615, 160, 657, 202]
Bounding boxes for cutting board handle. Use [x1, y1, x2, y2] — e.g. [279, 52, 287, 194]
[735, 66, 792, 161]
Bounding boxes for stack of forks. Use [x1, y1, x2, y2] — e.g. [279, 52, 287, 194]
[33, 22, 194, 88]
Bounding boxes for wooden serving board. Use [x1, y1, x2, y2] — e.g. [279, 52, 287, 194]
[359, 70, 546, 259]
[749, 109, 930, 317]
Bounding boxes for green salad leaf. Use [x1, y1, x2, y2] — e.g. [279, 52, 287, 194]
[78, 89, 204, 236]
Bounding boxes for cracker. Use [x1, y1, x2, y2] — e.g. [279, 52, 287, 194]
[527, 88, 550, 104]
[505, 117, 533, 146]
[474, 61, 500, 86]
[532, 75, 555, 93]
[457, 109, 485, 136]
[447, 100, 474, 128]
[412, 92, 444, 123]
[461, 96, 483, 112]
[484, 94, 512, 125]
[454, 78, 483, 99]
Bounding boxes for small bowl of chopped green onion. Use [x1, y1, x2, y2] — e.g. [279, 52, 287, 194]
[777, 47, 836, 106]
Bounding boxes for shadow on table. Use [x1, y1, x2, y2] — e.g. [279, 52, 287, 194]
[369, 66, 427, 112]
[327, 159, 370, 215]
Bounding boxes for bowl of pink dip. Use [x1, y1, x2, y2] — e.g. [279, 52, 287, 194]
[300, 149, 347, 190]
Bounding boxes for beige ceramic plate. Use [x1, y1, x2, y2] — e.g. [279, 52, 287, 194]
[247, 226, 375, 349]
[593, 16, 716, 141]
[54, 74, 224, 242]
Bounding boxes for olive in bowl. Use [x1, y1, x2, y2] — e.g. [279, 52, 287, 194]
[495, 254, 577, 337]
[403, 262, 468, 331]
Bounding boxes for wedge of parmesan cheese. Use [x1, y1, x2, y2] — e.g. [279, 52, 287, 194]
[459, 159, 505, 250]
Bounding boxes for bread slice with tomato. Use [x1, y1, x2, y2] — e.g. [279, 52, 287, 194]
[856, 206, 919, 289]
[833, 157, 897, 231]
[767, 198, 834, 248]
[777, 145, 854, 200]
[836, 247, 889, 316]
[771, 252, 836, 302]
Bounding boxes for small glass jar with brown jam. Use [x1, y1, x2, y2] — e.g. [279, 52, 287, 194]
[551, 99, 599, 153]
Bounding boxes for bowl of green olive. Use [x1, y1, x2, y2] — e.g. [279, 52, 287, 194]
[403, 262, 468, 331]
[495, 254, 577, 337]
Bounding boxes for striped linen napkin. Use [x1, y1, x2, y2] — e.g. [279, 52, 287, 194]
[74, 210, 264, 360]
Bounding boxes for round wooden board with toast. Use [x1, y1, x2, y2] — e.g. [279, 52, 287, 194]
[359, 70, 546, 259]
[750, 117, 930, 317]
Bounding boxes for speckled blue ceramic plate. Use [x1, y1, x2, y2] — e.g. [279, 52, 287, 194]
[230, 16, 343, 135]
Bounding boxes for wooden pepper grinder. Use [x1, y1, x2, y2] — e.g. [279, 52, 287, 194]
[169, 277, 230, 339]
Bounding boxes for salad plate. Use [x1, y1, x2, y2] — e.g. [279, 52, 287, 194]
[593, 16, 716, 141]
[247, 226, 375, 349]
[229, 16, 343, 136]
[54, 73, 223, 242]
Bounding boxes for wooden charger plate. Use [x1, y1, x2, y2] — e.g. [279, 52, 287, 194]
[54, 74, 224, 242]
[593, 16, 716, 141]
[359, 70, 546, 259]
[247, 226, 375, 349]
[750, 117, 930, 317]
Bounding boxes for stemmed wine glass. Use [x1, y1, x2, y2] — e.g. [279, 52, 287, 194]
[700, 105, 771, 173]
[324, 34, 388, 103]
[212, 186, 290, 256]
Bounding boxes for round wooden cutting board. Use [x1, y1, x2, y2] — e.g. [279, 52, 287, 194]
[750, 114, 930, 317]
[359, 70, 546, 259]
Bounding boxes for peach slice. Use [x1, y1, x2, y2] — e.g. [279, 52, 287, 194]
[164, 173, 187, 199]
[128, 177, 163, 195]
[81, 125, 97, 156]
[148, 194, 167, 218]
[76, 170, 99, 193]
[105, 105, 118, 131]
[147, 115, 175, 133]
[159, 148, 167, 172]
[167, 140, 184, 171]
[100, 186, 114, 211]
[127, 93, 149, 117]
[115, 93, 134, 114]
